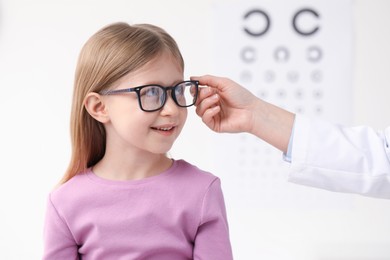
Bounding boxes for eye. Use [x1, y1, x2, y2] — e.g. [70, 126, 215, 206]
[175, 84, 185, 96]
[141, 86, 161, 97]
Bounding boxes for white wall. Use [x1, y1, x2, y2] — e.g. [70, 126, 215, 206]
[0, 0, 389, 259]
[354, 0, 390, 130]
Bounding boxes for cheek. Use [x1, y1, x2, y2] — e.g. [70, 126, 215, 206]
[107, 97, 139, 116]
[180, 109, 188, 122]
[106, 99, 146, 130]
[110, 113, 152, 144]
[178, 109, 188, 131]
[182, 109, 188, 120]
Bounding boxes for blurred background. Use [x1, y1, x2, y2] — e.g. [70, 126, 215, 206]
[0, 0, 389, 259]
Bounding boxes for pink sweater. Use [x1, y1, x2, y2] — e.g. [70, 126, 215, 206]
[43, 160, 232, 260]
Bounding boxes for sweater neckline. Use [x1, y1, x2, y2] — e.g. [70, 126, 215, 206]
[85, 159, 179, 187]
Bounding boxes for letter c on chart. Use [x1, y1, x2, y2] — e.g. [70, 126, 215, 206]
[243, 9, 271, 37]
[292, 8, 320, 36]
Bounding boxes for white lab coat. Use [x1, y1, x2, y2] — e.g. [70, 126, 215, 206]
[288, 115, 390, 199]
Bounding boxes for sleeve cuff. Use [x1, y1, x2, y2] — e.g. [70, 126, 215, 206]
[283, 117, 295, 163]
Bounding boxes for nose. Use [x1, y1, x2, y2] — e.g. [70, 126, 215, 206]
[159, 93, 180, 116]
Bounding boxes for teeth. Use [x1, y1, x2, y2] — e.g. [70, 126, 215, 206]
[157, 127, 173, 131]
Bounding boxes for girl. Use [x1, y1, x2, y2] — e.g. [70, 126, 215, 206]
[43, 22, 233, 259]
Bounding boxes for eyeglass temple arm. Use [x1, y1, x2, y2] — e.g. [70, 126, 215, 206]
[100, 88, 134, 95]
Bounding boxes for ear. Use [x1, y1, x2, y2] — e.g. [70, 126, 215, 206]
[84, 92, 110, 124]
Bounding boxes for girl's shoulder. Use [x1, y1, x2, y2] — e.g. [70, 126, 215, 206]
[172, 159, 220, 185]
[49, 170, 93, 205]
[174, 158, 214, 174]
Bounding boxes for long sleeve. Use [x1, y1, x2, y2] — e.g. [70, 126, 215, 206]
[193, 178, 233, 260]
[288, 115, 390, 199]
[42, 195, 79, 260]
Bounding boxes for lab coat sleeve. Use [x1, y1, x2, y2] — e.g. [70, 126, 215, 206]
[288, 115, 390, 199]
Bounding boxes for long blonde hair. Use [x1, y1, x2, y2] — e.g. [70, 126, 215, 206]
[61, 22, 184, 184]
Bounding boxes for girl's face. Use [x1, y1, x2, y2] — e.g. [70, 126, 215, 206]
[103, 52, 187, 156]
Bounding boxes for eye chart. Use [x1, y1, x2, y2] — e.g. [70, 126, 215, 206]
[211, 0, 353, 209]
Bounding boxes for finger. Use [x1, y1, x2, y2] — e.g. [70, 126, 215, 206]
[195, 94, 219, 117]
[202, 106, 221, 130]
[195, 86, 215, 106]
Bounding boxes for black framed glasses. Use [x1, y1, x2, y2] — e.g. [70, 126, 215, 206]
[100, 80, 199, 112]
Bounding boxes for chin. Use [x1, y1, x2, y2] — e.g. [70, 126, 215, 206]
[152, 145, 174, 155]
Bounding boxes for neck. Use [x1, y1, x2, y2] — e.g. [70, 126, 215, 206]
[92, 147, 173, 181]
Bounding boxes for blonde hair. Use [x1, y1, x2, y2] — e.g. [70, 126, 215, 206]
[61, 22, 184, 184]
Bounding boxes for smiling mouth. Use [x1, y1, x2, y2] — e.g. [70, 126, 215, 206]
[152, 126, 175, 131]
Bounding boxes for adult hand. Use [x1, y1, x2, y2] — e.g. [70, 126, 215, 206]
[191, 75, 259, 134]
[192, 75, 294, 152]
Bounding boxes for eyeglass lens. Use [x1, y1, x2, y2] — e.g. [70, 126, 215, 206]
[139, 81, 197, 111]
